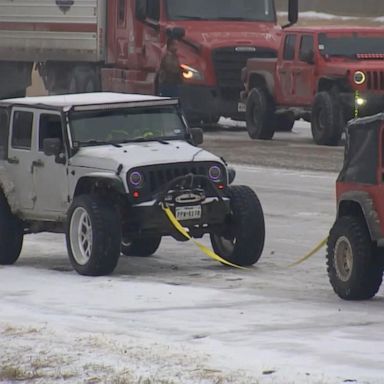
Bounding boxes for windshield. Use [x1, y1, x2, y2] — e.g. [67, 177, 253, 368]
[166, 0, 275, 21]
[318, 33, 384, 58]
[69, 106, 187, 146]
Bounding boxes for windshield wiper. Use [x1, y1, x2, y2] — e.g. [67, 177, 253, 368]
[80, 140, 122, 148]
[122, 137, 170, 145]
[215, 16, 252, 21]
[173, 15, 204, 20]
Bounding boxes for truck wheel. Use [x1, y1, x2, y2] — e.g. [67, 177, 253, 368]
[0, 193, 24, 265]
[327, 216, 383, 300]
[311, 92, 343, 146]
[245, 87, 275, 140]
[66, 195, 121, 276]
[121, 237, 161, 257]
[210, 185, 265, 266]
[274, 113, 295, 132]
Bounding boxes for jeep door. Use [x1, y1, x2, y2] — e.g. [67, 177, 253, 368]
[277, 33, 298, 105]
[32, 111, 69, 217]
[6, 108, 35, 210]
[294, 34, 316, 105]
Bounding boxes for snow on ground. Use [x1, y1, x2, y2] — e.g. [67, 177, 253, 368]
[1, 166, 384, 384]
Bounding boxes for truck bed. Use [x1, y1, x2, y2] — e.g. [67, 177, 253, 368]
[0, 0, 106, 62]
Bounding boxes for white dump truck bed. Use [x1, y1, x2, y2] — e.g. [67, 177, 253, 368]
[0, 0, 106, 62]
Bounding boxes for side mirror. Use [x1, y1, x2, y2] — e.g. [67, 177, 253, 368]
[301, 50, 315, 64]
[190, 128, 203, 146]
[135, 0, 146, 21]
[288, 0, 298, 26]
[43, 138, 62, 157]
[166, 27, 186, 40]
[228, 167, 236, 185]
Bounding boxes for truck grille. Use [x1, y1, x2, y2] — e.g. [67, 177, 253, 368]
[366, 71, 384, 91]
[128, 162, 227, 201]
[212, 47, 276, 95]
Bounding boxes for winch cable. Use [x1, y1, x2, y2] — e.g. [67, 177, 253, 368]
[288, 237, 328, 268]
[161, 204, 248, 270]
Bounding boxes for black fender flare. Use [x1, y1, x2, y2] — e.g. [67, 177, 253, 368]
[337, 191, 382, 241]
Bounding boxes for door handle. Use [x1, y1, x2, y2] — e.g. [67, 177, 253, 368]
[279, 69, 287, 74]
[7, 156, 19, 164]
[293, 69, 302, 75]
[31, 159, 44, 173]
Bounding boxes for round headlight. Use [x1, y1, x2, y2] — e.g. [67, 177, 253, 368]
[208, 165, 222, 181]
[129, 171, 144, 188]
[354, 71, 366, 85]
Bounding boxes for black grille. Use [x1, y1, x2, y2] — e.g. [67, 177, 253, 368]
[147, 164, 208, 193]
[128, 162, 227, 201]
[212, 47, 276, 91]
[367, 71, 384, 90]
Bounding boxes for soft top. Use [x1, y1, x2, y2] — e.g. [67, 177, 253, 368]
[0, 92, 177, 111]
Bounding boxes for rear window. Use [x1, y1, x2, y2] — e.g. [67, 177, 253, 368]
[11, 111, 33, 150]
[0, 108, 9, 159]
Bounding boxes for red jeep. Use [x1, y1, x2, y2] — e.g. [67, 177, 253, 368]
[240, 27, 384, 145]
[327, 113, 384, 300]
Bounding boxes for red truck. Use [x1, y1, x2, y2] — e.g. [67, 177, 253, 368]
[240, 26, 384, 145]
[0, 0, 297, 125]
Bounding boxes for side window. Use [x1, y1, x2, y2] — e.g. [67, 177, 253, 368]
[283, 34, 297, 61]
[118, 0, 126, 27]
[0, 108, 9, 159]
[147, 0, 160, 21]
[299, 35, 314, 62]
[11, 111, 33, 150]
[39, 114, 63, 152]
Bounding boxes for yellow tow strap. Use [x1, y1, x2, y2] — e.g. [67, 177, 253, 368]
[162, 206, 247, 270]
[288, 237, 328, 268]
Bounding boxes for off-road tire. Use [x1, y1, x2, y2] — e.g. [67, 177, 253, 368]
[121, 237, 161, 257]
[245, 87, 275, 140]
[311, 92, 343, 146]
[274, 113, 295, 132]
[66, 195, 121, 276]
[210, 185, 265, 266]
[327, 216, 383, 300]
[0, 193, 24, 265]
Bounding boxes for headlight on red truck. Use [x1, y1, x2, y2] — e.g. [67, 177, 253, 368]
[180, 64, 204, 81]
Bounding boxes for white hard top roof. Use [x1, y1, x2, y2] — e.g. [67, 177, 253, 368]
[0, 92, 176, 110]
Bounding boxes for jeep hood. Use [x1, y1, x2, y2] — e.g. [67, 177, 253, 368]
[69, 141, 222, 172]
[322, 59, 384, 75]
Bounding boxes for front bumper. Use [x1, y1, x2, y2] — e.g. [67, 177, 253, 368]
[180, 84, 244, 122]
[340, 92, 384, 118]
[125, 197, 231, 241]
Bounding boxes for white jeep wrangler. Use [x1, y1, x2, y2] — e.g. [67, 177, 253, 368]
[0, 93, 265, 276]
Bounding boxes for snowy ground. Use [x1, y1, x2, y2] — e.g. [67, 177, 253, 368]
[1, 163, 384, 384]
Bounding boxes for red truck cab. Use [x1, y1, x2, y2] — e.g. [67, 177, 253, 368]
[241, 26, 384, 145]
[103, 0, 283, 124]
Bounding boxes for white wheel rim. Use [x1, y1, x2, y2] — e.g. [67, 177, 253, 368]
[70, 207, 93, 266]
[334, 236, 353, 282]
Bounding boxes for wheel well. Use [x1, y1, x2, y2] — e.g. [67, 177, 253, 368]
[318, 78, 350, 93]
[338, 200, 368, 226]
[249, 74, 267, 91]
[73, 177, 124, 200]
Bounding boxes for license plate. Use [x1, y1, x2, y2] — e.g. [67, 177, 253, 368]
[238, 102, 246, 113]
[175, 205, 202, 221]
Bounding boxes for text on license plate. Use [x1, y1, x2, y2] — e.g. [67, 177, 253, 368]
[175, 205, 202, 221]
[237, 102, 246, 113]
